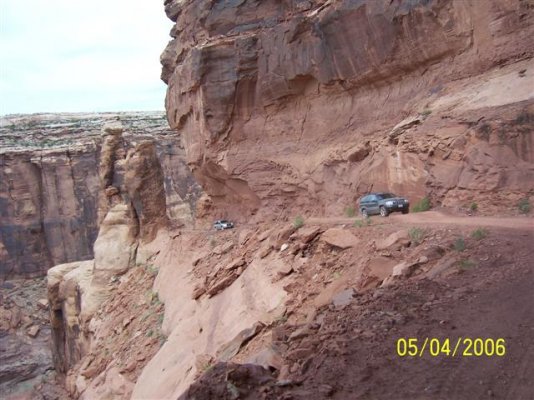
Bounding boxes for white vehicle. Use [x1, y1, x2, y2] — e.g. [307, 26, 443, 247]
[213, 220, 234, 230]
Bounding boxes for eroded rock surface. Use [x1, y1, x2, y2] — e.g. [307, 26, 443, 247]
[45, 121, 171, 398]
[162, 0, 534, 219]
[0, 112, 202, 278]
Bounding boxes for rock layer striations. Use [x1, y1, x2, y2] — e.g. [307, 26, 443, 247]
[0, 112, 202, 278]
[162, 0, 534, 217]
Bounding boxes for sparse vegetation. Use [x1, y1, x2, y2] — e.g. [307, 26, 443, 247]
[412, 197, 431, 213]
[518, 198, 531, 215]
[420, 109, 432, 117]
[469, 202, 478, 212]
[199, 360, 214, 373]
[345, 205, 356, 218]
[294, 215, 305, 229]
[147, 290, 162, 306]
[209, 236, 217, 248]
[409, 227, 426, 245]
[471, 228, 488, 240]
[476, 122, 491, 141]
[458, 259, 476, 270]
[158, 332, 167, 347]
[354, 216, 372, 228]
[454, 237, 466, 252]
[514, 110, 533, 125]
[145, 264, 158, 276]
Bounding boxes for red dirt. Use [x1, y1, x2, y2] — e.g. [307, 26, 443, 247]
[181, 224, 534, 400]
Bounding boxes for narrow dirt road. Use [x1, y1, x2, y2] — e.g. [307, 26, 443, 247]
[309, 211, 534, 231]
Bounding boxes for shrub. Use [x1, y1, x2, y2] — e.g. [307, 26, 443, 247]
[470, 202, 478, 212]
[147, 290, 162, 306]
[345, 205, 356, 218]
[293, 215, 305, 229]
[412, 197, 431, 213]
[420, 109, 432, 117]
[471, 228, 488, 240]
[518, 198, 531, 214]
[145, 264, 158, 276]
[409, 227, 426, 245]
[354, 216, 372, 227]
[454, 237, 466, 252]
[458, 259, 476, 270]
[209, 237, 216, 248]
[514, 110, 533, 125]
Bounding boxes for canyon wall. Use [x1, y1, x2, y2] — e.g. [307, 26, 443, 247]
[162, 0, 534, 219]
[0, 145, 99, 279]
[0, 113, 202, 278]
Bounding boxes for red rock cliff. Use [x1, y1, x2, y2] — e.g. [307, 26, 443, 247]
[162, 0, 534, 218]
[0, 112, 202, 278]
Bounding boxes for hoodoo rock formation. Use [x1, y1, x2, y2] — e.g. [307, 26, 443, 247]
[161, 0, 534, 218]
[47, 122, 171, 398]
[0, 112, 202, 278]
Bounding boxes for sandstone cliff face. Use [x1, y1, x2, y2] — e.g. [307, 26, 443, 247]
[0, 112, 202, 278]
[0, 146, 99, 279]
[162, 0, 534, 218]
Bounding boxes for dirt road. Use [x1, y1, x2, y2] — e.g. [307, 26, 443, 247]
[309, 210, 534, 231]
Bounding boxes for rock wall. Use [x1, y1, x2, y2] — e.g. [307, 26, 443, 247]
[162, 0, 534, 218]
[0, 146, 100, 279]
[0, 112, 202, 278]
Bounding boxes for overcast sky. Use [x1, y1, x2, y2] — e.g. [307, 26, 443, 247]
[0, 0, 173, 115]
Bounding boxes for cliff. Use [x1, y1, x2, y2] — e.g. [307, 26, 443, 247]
[25, 0, 534, 399]
[0, 112, 202, 278]
[161, 0, 534, 219]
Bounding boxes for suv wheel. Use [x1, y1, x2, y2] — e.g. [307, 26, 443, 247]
[361, 208, 368, 218]
[379, 206, 389, 217]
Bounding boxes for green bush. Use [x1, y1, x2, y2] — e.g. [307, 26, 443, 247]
[458, 259, 476, 270]
[518, 198, 531, 214]
[470, 202, 478, 212]
[454, 237, 466, 252]
[412, 197, 431, 213]
[293, 215, 305, 229]
[471, 228, 488, 240]
[420, 109, 432, 117]
[345, 205, 356, 217]
[409, 227, 426, 245]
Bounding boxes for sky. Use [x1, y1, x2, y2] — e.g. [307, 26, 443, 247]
[0, 0, 173, 115]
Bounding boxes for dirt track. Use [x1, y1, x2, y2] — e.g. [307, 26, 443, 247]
[309, 211, 534, 231]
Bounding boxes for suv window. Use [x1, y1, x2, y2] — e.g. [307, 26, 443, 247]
[379, 193, 396, 199]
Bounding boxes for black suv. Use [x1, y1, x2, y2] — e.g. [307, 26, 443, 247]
[358, 193, 409, 217]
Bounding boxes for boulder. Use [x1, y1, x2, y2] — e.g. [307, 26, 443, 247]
[246, 345, 283, 371]
[375, 230, 410, 251]
[332, 288, 355, 307]
[37, 298, 49, 310]
[320, 228, 359, 249]
[27, 325, 40, 338]
[297, 226, 323, 244]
